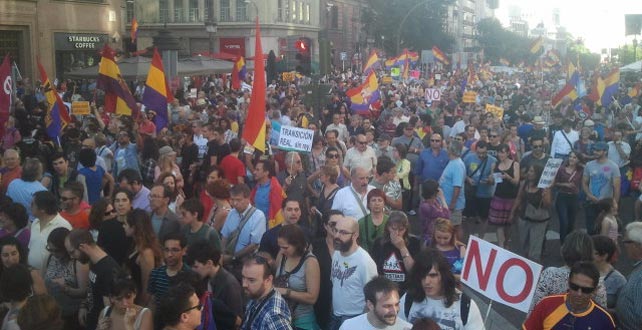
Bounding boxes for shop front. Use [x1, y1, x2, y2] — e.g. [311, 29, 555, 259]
[54, 32, 108, 78]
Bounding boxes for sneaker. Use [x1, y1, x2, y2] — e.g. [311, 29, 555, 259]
[407, 210, 417, 216]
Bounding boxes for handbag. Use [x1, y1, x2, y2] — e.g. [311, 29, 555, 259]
[524, 202, 550, 222]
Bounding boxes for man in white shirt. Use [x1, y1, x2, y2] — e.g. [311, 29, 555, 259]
[332, 167, 375, 220]
[325, 113, 350, 142]
[344, 134, 378, 174]
[340, 276, 412, 330]
[550, 119, 579, 159]
[329, 216, 378, 330]
[607, 129, 631, 169]
[28, 191, 72, 274]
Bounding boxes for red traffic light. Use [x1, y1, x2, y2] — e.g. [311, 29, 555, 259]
[295, 39, 307, 52]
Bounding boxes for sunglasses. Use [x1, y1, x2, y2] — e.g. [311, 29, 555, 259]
[104, 209, 117, 216]
[327, 154, 339, 159]
[182, 303, 204, 314]
[431, 139, 442, 142]
[568, 282, 595, 294]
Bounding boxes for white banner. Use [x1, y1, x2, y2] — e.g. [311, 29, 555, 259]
[278, 126, 314, 152]
[537, 158, 563, 188]
[461, 236, 542, 313]
[425, 88, 441, 102]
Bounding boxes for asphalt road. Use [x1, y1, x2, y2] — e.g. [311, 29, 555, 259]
[408, 194, 638, 329]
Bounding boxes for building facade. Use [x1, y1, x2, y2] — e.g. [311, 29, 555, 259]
[0, 0, 123, 80]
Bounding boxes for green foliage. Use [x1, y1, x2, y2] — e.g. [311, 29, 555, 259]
[617, 44, 641, 65]
[476, 18, 531, 65]
[364, 0, 454, 54]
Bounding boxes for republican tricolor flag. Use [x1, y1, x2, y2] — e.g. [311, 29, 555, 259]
[363, 51, 380, 75]
[37, 59, 71, 142]
[231, 56, 247, 90]
[432, 46, 450, 65]
[346, 72, 381, 116]
[142, 48, 172, 132]
[97, 44, 139, 117]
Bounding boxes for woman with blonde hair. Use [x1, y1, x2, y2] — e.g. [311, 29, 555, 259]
[153, 147, 184, 190]
[123, 209, 162, 306]
[431, 218, 466, 276]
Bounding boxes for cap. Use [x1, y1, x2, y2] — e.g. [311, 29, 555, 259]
[159, 146, 176, 157]
[533, 116, 545, 125]
[593, 142, 608, 151]
[583, 119, 595, 127]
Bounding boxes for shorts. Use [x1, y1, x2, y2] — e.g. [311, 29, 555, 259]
[451, 209, 463, 226]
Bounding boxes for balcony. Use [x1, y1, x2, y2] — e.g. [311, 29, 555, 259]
[133, 8, 255, 24]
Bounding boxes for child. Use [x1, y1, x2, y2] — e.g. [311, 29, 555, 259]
[431, 218, 467, 276]
[595, 198, 619, 242]
[393, 144, 412, 211]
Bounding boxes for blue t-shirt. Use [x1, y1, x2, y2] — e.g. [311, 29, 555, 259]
[415, 149, 449, 181]
[254, 181, 271, 218]
[463, 153, 497, 198]
[584, 159, 620, 200]
[79, 166, 104, 205]
[440, 158, 466, 210]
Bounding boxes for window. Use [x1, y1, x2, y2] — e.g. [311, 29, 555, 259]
[305, 4, 310, 23]
[292, 1, 297, 21]
[236, 0, 247, 21]
[277, 0, 283, 21]
[189, 0, 199, 22]
[220, 0, 230, 21]
[159, 0, 169, 23]
[330, 6, 338, 29]
[298, 2, 303, 22]
[126, 1, 134, 23]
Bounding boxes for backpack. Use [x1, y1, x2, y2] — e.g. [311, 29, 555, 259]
[404, 292, 471, 325]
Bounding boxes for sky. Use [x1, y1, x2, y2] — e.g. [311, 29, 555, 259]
[495, 0, 642, 52]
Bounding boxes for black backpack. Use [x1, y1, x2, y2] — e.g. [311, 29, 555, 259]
[404, 292, 471, 325]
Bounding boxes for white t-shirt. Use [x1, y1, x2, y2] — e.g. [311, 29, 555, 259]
[339, 313, 412, 330]
[194, 134, 208, 159]
[399, 293, 485, 330]
[28, 214, 72, 272]
[331, 184, 375, 220]
[331, 247, 378, 316]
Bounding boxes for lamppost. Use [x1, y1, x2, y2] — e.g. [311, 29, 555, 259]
[205, 1, 217, 54]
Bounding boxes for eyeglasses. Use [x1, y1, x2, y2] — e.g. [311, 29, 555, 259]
[104, 209, 117, 216]
[531, 145, 543, 149]
[331, 227, 354, 236]
[568, 282, 595, 294]
[182, 303, 204, 314]
[327, 154, 339, 159]
[431, 139, 442, 142]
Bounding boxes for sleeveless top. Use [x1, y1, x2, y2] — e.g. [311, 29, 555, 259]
[276, 251, 317, 324]
[126, 250, 143, 298]
[316, 185, 339, 217]
[494, 161, 519, 198]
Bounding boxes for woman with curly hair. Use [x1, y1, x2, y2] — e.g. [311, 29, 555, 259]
[400, 249, 484, 329]
[123, 209, 162, 306]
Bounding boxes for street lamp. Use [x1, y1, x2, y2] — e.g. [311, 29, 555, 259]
[205, 0, 218, 54]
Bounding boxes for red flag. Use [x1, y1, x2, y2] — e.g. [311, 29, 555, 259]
[241, 17, 266, 152]
[0, 55, 12, 138]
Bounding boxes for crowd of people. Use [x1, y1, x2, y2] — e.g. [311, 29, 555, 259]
[0, 62, 641, 330]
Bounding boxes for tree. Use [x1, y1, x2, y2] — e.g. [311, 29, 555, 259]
[477, 18, 531, 65]
[364, 0, 454, 55]
[266, 50, 277, 82]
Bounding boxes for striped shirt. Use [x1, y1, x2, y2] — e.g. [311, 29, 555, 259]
[616, 261, 642, 330]
[241, 289, 292, 330]
[148, 264, 193, 307]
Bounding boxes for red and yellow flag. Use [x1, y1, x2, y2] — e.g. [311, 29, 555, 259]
[241, 17, 266, 152]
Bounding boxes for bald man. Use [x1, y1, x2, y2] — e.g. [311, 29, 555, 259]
[329, 216, 378, 330]
[77, 138, 108, 172]
[0, 149, 22, 194]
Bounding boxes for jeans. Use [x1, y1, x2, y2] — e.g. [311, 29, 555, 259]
[584, 202, 599, 235]
[555, 192, 578, 243]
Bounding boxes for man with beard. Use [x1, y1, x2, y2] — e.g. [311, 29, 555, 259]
[329, 216, 378, 330]
[524, 261, 615, 329]
[340, 276, 412, 330]
[519, 137, 550, 178]
[240, 255, 292, 330]
[148, 232, 193, 308]
[65, 228, 121, 330]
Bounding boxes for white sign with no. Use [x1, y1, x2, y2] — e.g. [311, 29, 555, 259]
[425, 88, 441, 101]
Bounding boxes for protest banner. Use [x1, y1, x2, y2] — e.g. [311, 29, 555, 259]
[71, 101, 90, 115]
[485, 104, 504, 119]
[282, 72, 295, 82]
[391, 68, 401, 77]
[382, 76, 393, 84]
[461, 236, 543, 313]
[278, 126, 314, 152]
[425, 88, 442, 102]
[463, 91, 477, 103]
[537, 158, 564, 188]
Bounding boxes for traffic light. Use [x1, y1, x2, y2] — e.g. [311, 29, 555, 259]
[294, 37, 311, 75]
